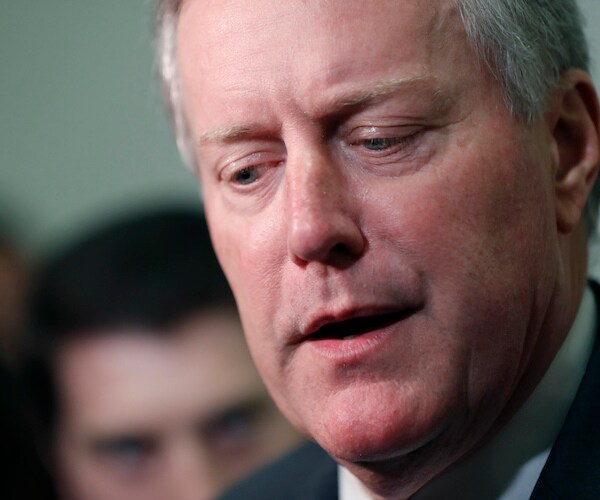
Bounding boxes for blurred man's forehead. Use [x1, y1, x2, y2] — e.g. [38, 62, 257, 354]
[54, 317, 260, 435]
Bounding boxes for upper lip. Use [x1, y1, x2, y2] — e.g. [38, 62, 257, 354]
[295, 304, 421, 344]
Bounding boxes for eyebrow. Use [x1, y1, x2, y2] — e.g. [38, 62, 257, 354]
[195, 75, 447, 146]
[196, 124, 276, 145]
[330, 75, 440, 109]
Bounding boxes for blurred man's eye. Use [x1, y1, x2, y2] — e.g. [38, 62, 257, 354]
[93, 435, 158, 470]
[203, 402, 263, 454]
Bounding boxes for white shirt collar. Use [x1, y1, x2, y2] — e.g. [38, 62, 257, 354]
[339, 285, 597, 500]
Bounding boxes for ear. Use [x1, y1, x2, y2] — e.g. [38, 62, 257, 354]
[550, 69, 600, 234]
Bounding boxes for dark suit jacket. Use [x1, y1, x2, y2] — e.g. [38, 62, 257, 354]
[221, 283, 600, 500]
[529, 281, 600, 499]
[220, 440, 337, 500]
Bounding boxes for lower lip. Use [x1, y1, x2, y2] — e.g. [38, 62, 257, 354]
[304, 322, 400, 364]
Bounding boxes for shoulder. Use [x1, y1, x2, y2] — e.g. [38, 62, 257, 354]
[219, 441, 338, 500]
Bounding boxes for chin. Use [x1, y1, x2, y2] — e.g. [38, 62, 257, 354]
[302, 382, 456, 465]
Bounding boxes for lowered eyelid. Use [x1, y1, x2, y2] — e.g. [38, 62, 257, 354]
[91, 435, 157, 456]
[346, 124, 424, 141]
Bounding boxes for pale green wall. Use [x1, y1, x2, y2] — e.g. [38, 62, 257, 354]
[1, 1, 198, 255]
[2, 1, 600, 258]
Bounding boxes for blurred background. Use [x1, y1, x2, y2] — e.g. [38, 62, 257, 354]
[1, 0, 199, 257]
[2, 0, 600, 259]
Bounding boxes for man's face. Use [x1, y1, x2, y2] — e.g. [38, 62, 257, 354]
[178, 0, 563, 489]
[54, 311, 301, 500]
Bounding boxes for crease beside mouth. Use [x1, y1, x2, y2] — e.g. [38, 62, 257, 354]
[307, 309, 416, 341]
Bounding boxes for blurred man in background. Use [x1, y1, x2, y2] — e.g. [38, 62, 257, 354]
[0, 229, 28, 366]
[20, 207, 302, 500]
[1, 360, 57, 500]
[0, 221, 56, 500]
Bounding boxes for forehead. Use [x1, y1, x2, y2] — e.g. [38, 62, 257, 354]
[178, 0, 457, 55]
[176, 0, 468, 124]
[55, 314, 261, 433]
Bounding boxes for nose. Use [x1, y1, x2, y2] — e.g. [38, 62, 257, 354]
[286, 148, 365, 266]
[168, 442, 217, 500]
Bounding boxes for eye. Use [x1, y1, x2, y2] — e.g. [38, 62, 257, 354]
[201, 400, 269, 457]
[94, 436, 157, 469]
[361, 137, 402, 151]
[346, 126, 425, 161]
[223, 155, 284, 189]
[231, 166, 260, 185]
[208, 406, 256, 444]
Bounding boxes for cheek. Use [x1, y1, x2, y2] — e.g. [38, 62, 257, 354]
[365, 138, 556, 355]
[205, 203, 285, 349]
[208, 228, 303, 426]
[375, 134, 554, 275]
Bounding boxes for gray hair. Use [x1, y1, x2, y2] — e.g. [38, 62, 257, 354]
[154, 0, 597, 232]
[155, 0, 195, 168]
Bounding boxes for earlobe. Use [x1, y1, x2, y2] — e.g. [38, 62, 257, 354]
[552, 70, 600, 234]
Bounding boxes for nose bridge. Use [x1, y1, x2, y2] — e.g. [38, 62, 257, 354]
[287, 147, 340, 225]
[285, 144, 364, 264]
[167, 438, 217, 500]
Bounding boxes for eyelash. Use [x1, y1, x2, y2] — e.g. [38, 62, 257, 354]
[227, 161, 279, 188]
[97, 437, 158, 471]
[350, 129, 423, 157]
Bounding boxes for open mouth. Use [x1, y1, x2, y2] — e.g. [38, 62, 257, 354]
[306, 309, 417, 341]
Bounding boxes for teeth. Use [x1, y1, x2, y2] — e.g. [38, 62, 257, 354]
[343, 334, 359, 340]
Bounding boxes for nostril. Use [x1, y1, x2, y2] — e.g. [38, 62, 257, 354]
[287, 210, 367, 265]
[331, 242, 351, 256]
